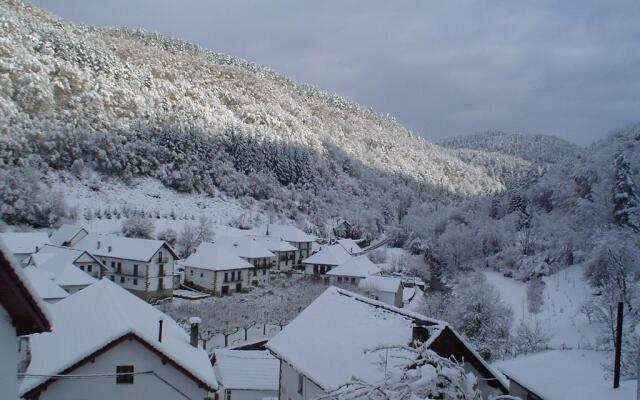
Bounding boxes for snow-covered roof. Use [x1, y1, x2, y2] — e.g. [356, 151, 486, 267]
[266, 287, 445, 390]
[74, 233, 175, 261]
[184, 243, 254, 271]
[214, 236, 276, 259]
[20, 279, 217, 396]
[22, 265, 69, 302]
[249, 235, 297, 252]
[28, 244, 105, 270]
[49, 224, 86, 246]
[0, 232, 50, 255]
[214, 350, 279, 391]
[28, 246, 98, 288]
[255, 224, 316, 243]
[336, 239, 363, 254]
[359, 275, 402, 293]
[496, 350, 637, 400]
[302, 244, 352, 266]
[0, 238, 52, 335]
[326, 256, 381, 278]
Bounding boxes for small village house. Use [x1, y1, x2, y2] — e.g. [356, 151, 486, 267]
[325, 255, 380, 285]
[302, 244, 352, 277]
[497, 349, 637, 400]
[19, 279, 218, 400]
[255, 224, 316, 267]
[358, 275, 404, 308]
[49, 224, 88, 247]
[214, 349, 279, 400]
[266, 287, 508, 400]
[0, 238, 51, 400]
[27, 244, 107, 280]
[22, 266, 69, 303]
[0, 232, 51, 263]
[249, 235, 298, 272]
[214, 236, 275, 285]
[74, 234, 178, 301]
[183, 243, 255, 296]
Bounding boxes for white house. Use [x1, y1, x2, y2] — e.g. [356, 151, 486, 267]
[255, 224, 316, 267]
[358, 275, 403, 308]
[214, 349, 279, 400]
[74, 234, 178, 301]
[184, 243, 255, 296]
[0, 232, 51, 263]
[22, 266, 69, 303]
[214, 236, 275, 285]
[266, 287, 508, 400]
[302, 244, 352, 277]
[49, 224, 88, 247]
[249, 235, 298, 272]
[325, 255, 380, 285]
[27, 244, 107, 279]
[20, 279, 218, 400]
[0, 238, 51, 400]
[496, 350, 637, 400]
[335, 239, 363, 255]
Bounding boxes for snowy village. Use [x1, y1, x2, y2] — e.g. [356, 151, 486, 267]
[1, 1, 639, 400]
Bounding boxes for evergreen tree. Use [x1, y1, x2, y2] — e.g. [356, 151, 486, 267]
[612, 152, 639, 231]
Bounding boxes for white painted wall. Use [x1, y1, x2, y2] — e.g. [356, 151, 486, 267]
[185, 266, 251, 296]
[0, 306, 18, 400]
[221, 386, 277, 400]
[33, 338, 212, 400]
[279, 361, 325, 400]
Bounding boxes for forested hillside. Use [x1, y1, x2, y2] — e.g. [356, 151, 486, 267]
[0, 0, 512, 236]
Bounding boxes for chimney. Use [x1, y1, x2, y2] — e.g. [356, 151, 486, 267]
[157, 317, 164, 343]
[97, 241, 101, 249]
[35, 246, 39, 253]
[266, 224, 270, 236]
[108, 245, 112, 253]
[613, 302, 623, 389]
[189, 317, 201, 348]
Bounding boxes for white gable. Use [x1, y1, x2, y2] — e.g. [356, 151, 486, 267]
[20, 279, 217, 395]
[214, 350, 279, 391]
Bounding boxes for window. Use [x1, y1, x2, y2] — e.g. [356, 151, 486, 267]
[117, 262, 122, 273]
[200, 273, 203, 278]
[338, 276, 342, 283]
[238, 271, 242, 279]
[224, 272, 228, 283]
[79, 265, 85, 271]
[111, 261, 116, 269]
[120, 276, 125, 284]
[351, 277, 356, 284]
[110, 275, 115, 281]
[116, 365, 134, 384]
[231, 271, 235, 281]
[263, 269, 266, 276]
[253, 269, 257, 277]
[190, 270, 194, 276]
[297, 373, 304, 394]
[133, 264, 138, 276]
[87, 265, 92, 272]
[133, 278, 138, 286]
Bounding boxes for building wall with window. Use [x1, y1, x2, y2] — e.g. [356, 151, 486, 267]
[289, 242, 312, 267]
[101, 247, 176, 301]
[274, 250, 296, 272]
[221, 387, 277, 400]
[73, 253, 103, 279]
[279, 361, 325, 400]
[184, 266, 252, 296]
[29, 338, 212, 400]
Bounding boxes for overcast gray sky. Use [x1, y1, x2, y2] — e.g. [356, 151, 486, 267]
[32, 0, 640, 145]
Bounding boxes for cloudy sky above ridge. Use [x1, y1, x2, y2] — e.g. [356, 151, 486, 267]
[32, 0, 640, 145]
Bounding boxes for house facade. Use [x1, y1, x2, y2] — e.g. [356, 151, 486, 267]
[183, 243, 255, 296]
[20, 279, 218, 400]
[302, 244, 352, 277]
[256, 224, 316, 267]
[267, 287, 508, 400]
[249, 235, 297, 272]
[358, 275, 404, 308]
[74, 234, 178, 301]
[325, 256, 380, 286]
[214, 349, 279, 400]
[214, 237, 275, 286]
[0, 238, 51, 400]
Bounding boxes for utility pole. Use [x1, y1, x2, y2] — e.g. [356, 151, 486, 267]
[613, 302, 623, 389]
[635, 323, 639, 400]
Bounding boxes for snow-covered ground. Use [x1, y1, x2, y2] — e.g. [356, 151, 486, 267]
[51, 174, 263, 236]
[484, 265, 603, 349]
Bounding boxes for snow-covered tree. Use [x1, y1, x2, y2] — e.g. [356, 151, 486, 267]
[325, 344, 482, 400]
[121, 216, 155, 239]
[157, 228, 178, 247]
[612, 152, 640, 231]
[526, 276, 545, 314]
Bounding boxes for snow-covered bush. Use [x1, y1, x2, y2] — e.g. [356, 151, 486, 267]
[157, 228, 178, 247]
[326, 345, 481, 400]
[512, 320, 551, 355]
[367, 249, 388, 264]
[526, 276, 545, 314]
[121, 216, 155, 239]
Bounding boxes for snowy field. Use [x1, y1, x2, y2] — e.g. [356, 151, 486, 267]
[484, 265, 603, 350]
